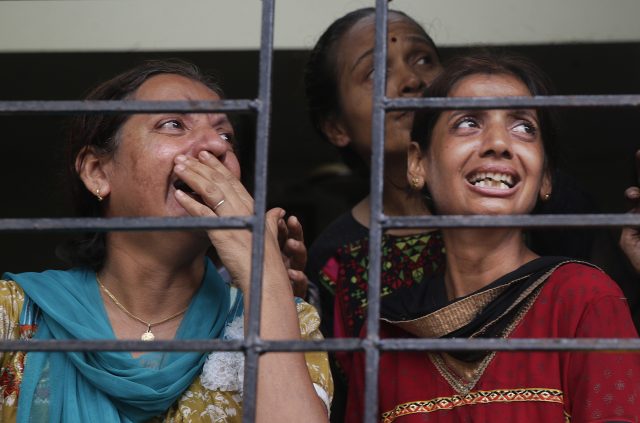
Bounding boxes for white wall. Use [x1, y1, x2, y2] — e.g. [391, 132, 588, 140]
[1, 0, 639, 52]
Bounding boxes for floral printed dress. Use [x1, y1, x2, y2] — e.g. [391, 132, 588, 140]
[0, 280, 333, 422]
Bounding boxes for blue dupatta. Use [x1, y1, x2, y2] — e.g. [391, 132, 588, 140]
[5, 259, 230, 422]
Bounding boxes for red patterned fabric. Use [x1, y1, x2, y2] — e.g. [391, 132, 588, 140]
[307, 212, 445, 422]
[346, 263, 640, 422]
[330, 231, 445, 340]
[325, 231, 445, 390]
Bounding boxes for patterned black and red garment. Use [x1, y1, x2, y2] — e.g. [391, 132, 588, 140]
[306, 211, 445, 421]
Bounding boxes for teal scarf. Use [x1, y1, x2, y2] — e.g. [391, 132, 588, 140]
[6, 259, 230, 422]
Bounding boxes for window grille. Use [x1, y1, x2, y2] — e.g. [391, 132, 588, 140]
[0, 1, 639, 422]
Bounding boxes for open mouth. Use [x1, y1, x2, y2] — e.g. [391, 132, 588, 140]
[467, 172, 517, 190]
[173, 179, 195, 194]
[173, 179, 203, 203]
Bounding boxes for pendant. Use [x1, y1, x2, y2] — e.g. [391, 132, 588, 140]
[141, 330, 155, 341]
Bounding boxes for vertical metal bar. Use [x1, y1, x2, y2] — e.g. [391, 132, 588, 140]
[242, 0, 275, 421]
[364, 0, 389, 421]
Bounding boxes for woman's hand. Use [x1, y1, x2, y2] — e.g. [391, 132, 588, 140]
[277, 215, 310, 298]
[173, 151, 282, 288]
[620, 149, 640, 274]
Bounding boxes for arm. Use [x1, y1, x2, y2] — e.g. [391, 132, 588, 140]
[173, 151, 329, 423]
[619, 149, 640, 274]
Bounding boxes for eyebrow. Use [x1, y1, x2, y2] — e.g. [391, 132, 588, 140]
[510, 109, 538, 119]
[351, 48, 375, 73]
[349, 35, 436, 73]
[205, 113, 233, 128]
[444, 109, 538, 123]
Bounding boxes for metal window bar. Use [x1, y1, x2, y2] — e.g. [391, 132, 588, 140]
[0, 1, 640, 423]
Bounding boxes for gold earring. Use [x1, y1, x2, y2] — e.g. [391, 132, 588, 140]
[543, 193, 551, 202]
[96, 188, 103, 202]
[410, 177, 421, 189]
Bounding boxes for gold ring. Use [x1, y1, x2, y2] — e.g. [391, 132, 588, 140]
[212, 199, 226, 212]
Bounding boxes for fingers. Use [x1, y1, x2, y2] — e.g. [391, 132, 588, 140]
[289, 270, 309, 298]
[621, 153, 640, 273]
[277, 215, 307, 273]
[624, 186, 640, 213]
[620, 226, 640, 274]
[277, 216, 289, 251]
[286, 215, 305, 244]
[175, 188, 216, 218]
[174, 153, 253, 216]
[624, 149, 640, 211]
[625, 186, 640, 202]
[265, 208, 287, 238]
[283, 237, 307, 273]
[193, 151, 247, 194]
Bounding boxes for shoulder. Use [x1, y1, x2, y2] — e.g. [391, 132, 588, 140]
[0, 279, 25, 337]
[0, 279, 25, 303]
[306, 211, 367, 275]
[295, 298, 323, 339]
[544, 261, 624, 300]
[537, 261, 636, 336]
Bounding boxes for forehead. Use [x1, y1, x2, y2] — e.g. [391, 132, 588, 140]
[132, 74, 221, 101]
[335, 13, 430, 66]
[450, 73, 532, 98]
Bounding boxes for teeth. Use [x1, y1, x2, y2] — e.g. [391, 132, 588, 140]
[469, 172, 514, 189]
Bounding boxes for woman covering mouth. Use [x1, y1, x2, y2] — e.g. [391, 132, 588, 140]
[0, 59, 332, 423]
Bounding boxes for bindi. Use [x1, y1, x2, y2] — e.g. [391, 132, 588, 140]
[390, 36, 397, 43]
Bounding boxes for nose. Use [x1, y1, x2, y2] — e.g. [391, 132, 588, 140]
[189, 120, 233, 161]
[390, 62, 425, 98]
[480, 121, 513, 160]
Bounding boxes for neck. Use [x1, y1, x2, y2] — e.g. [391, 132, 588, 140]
[352, 154, 432, 234]
[442, 228, 538, 300]
[99, 231, 207, 321]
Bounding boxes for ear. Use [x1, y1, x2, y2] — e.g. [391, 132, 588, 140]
[320, 115, 351, 148]
[407, 141, 427, 191]
[539, 167, 552, 201]
[76, 146, 111, 200]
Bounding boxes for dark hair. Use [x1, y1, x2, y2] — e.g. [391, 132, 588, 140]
[58, 59, 224, 269]
[304, 7, 440, 143]
[411, 51, 558, 170]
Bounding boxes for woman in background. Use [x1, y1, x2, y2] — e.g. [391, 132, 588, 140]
[304, 8, 446, 420]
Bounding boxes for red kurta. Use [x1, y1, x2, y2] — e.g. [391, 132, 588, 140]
[346, 263, 640, 422]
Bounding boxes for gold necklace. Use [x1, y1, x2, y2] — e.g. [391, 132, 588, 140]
[96, 275, 189, 341]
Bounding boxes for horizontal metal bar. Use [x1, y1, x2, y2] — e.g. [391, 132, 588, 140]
[0, 339, 362, 353]
[0, 99, 258, 115]
[383, 214, 640, 229]
[0, 214, 635, 233]
[2, 95, 637, 116]
[1, 338, 639, 353]
[0, 216, 253, 232]
[386, 95, 640, 110]
[0, 339, 245, 352]
[379, 338, 640, 352]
